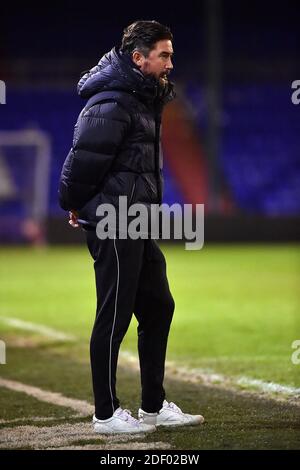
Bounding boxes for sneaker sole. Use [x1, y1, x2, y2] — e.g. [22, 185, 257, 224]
[94, 426, 156, 435]
[157, 417, 205, 427]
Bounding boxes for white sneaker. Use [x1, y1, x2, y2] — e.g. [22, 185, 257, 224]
[138, 400, 205, 427]
[93, 407, 156, 434]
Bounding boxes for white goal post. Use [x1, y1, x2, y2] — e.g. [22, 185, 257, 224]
[0, 129, 51, 223]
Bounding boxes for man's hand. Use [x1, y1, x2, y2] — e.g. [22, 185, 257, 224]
[69, 210, 79, 228]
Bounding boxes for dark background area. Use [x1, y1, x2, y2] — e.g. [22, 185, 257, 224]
[0, 0, 299, 243]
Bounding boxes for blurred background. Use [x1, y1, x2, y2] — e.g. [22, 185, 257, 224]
[0, 2, 300, 448]
[0, 0, 299, 244]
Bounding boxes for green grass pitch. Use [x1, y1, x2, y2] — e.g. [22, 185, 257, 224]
[0, 243, 299, 449]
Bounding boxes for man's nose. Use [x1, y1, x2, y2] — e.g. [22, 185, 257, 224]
[166, 59, 173, 71]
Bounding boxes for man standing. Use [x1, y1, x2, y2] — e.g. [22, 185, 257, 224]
[59, 20, 204, 434]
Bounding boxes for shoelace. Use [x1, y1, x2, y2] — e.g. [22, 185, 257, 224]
[115, 408, 139, 427]
[166, 401, 183, 414]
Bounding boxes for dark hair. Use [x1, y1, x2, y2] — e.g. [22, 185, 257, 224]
[120, 20, 173, 57]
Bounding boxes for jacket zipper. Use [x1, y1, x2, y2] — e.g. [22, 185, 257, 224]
[129, 180, 136, 205]
[154, 114, 162, 204]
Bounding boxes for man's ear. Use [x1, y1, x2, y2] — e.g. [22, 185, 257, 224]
[132, 50, 144, 67]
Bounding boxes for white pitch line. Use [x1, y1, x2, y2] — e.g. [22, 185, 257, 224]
[0, 422, 172, 450]
[0, 378, 169, 450]
[0, 377, 93, 416]
[46, 442, 172, 451]
[236, 377, 300, 395]
[0, 316, 75, 341]
[1, 313, 299, 407]
[119, 351, 300, 398]
[0, 416, 78, 425]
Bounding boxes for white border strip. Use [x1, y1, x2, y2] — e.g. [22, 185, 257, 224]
[109, 236, 120, 415]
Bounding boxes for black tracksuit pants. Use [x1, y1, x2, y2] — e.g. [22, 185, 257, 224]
[85, 230, 175, 420]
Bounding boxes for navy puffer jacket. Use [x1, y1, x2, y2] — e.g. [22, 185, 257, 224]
[58, 47, 175, 228]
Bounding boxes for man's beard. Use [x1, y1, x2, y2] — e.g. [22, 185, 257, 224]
[159, 76, 169, 90]
[159, 72, 169, 87]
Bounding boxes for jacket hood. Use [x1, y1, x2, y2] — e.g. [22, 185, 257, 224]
[77, 47, 175, 105]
